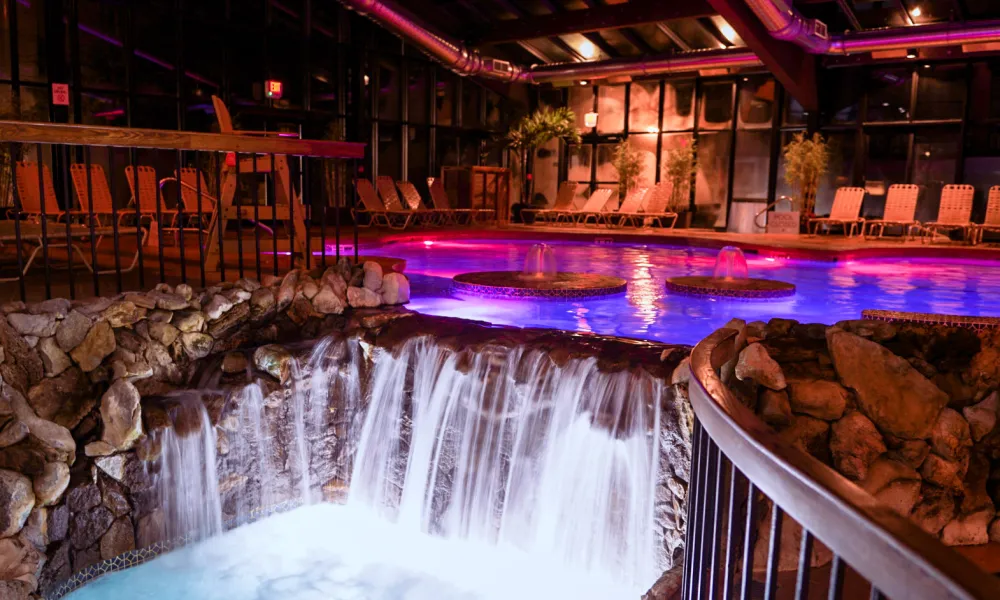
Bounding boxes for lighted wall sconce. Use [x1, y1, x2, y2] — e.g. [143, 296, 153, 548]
[584, 112, 598, 128]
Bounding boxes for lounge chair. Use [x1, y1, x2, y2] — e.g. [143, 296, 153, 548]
[426, 177, 491, 224]
[523, 181, 578, 224]
[922, 184, 974, 243]
[352, 178, 414, 230]
[396, 180, 450, 226]
[808, 187, 867, 236]
[635, 182, 680, 228]
[605, 187, 650, 228]
[864, 184, 920, 240]
[574, 188, 615, 226]
[973, 186, 1000, 245]
[377, 176, 438, 228]
[0, 222, 146, 282]
[69, 163, 117, 226]
[124, 165, 179, 227]
[156, 168, 219, 236]
[12, 161, 68, 222]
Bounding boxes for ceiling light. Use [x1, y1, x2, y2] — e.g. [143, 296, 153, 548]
[911, 6, 921, 18]
[579, 80, 589, 86]
[882, 102, 890, 107]
[924, 64, 931, 69]
[579, 39, 596, 60]
[906, 48, 917, 58]
[719, 22, 738, 45]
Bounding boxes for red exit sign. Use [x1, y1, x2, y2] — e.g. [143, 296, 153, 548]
[265, 80, 283, 99]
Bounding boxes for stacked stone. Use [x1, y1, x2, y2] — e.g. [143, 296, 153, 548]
[0, 261, 409, 599]
[729, 317, 1000, 550]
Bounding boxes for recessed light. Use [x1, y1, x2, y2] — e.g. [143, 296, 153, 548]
[911, 6, 922, 18]
[906, 48, 917, 59]
[579, 40, 596, 60]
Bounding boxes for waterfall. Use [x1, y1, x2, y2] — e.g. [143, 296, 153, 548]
[348, 337, 664, 590]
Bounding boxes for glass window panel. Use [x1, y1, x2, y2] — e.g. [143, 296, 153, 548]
[533, 139, 560, 205]
[377, 59, 401, 121]
[460, 136, 482, 166]
[867, 68, 912, 122]
[81, 92, 126, 126]
[699, 82, 734, 130]
[737, 77, 776, 129]
[595, 143, 619, 181]
[436, 131, 459, 168]
[436, 72, 456, 126]
[567, 144, 592, 182]
[597, 85, 626, 134]
[462, 84, 483, 128]
[628, 134, 658, 188]
[15, 0, 46, 82]
[407, 63, 428, 124]
[662, 81, 695, 131]
[132, 95, 177, 130]
[407, 126, 429, 185]
[824, 69, 862, 124]
[775, 131, 856, 215]
[865, 131, 909, 218]
[183, 20, 224, 96]
[915, 65, 966, 121]
[0, 11, 9, 79]
[732, 130, 771, 200]
[659, 133, 695, 209]
[784, 96, 807, 126]
[629, 81, 660, 134]
[569, 86, 595, 131]
[133, 1, 177, 95]
[377, 125, 402, 180]
[485, 91, 503, 129]
[695, 131, 732, 227]
[78, 0, 127, 90]
[913, 129, 960, 222]
[17, 85, 50, 122]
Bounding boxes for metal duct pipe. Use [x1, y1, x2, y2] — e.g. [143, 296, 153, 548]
[744, 0, 1000, 56]
[338, 0, 761, 83]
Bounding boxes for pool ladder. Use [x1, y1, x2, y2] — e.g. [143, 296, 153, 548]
[753, 196, 795, 231]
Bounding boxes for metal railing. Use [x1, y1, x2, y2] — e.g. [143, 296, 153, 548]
[684, 327, 1000, 600]
[0, 121, 365, 302]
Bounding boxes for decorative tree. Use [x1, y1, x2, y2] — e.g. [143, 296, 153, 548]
[612, 139, 642, 199]
[505, 106, 581, 206]
[662, 139, 697, 212]
[782, 132, 829, 218]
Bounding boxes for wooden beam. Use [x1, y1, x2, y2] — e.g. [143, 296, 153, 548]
[583, 32, 621, 58]
[706, 0, 818, 111]
[471, 1, 715, 45]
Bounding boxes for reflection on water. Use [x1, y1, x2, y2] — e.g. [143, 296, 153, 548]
[384, 239, 1000, 345]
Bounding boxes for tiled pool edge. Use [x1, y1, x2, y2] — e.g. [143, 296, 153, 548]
[45, 501, 304, 600]
[862, 309, 1000, 331]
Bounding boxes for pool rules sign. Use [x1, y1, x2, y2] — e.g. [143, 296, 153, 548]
[51, 83, 70, 106]
[766, 211, 801, 235]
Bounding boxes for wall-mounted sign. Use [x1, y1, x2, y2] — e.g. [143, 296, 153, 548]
[265, 80, 283, 100]
[51, 83, 70, 106]
[766, 211, 801, 235]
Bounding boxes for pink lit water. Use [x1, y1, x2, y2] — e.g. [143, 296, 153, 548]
[385, 239, 1000, 345]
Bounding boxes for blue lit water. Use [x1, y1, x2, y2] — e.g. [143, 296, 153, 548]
[382, 238, 1000, 345]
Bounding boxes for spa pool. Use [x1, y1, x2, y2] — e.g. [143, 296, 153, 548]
[378, 239, 1000, 345]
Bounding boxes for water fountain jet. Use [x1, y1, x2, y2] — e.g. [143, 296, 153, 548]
[665, 246, 795, 299]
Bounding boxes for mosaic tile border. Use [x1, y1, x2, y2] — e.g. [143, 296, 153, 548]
[664, 278, 796, 301]
[45, 500, 303, 600]
[861, 309, 1000, 331]
[450, 279, 628, 300]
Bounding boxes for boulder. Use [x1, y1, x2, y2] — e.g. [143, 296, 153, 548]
[70, 506, 114, 550]
[30, 298, 71, 318]
[758, 389, 792, 428]
[95, 455, 126, 481]
[786, 379, 848, 421]
[0, 534, 43, 592]
[381, 273, 410, 305]
[249, 288, 275, 318]
[136, 510, 165, 549]
[0, 470, 33, 538]
[100, 301, 143, 328]
[9, 390, 75, 463]
[764, 318, 797, 338]
[6, 314, 57, 338]
[321, 269, 348, 300]
[990, 517, 1000, 543]
[253, 345, 293, 382]
[833, 319, 896, 342]
[780, 415, 829, 460]
[827, 327, 948, 439]
[313, 285, 345, 315]
[37, 337, 71, 377]
[277, 270, 299, 310]
[962, 392, 998, 442]
[203, 294, 234, 321]
[221, 352, 248, 375]
[173, 311, 205, 333]
[941, 508, 995, 546]
[21, 507, 47, 550]
[860, 457, 921, 516]
[347, 286, 381, 308]
[362, 261, 383, 292]
[911, 486, 956, 536]
[69, 320, 116, 372]
[26, 366, 95, 429]
[733, 343, 785, 391]
[830, 411, 886, 481]
[150, 291, 188, 311]
[100, 380, 142, 451]
[180, 332, 214, 360]
[887, 439, 930, 469]
[83, 441, 115, 457]
[147, 322, 179, 347]
[929, 408, 972, 461]
[32, 462, 69, 507]
[0, 423, 27, 450]
[300, 278, 319, 300]
[921, 454, 965, 491]
[99, 516, 134, 560]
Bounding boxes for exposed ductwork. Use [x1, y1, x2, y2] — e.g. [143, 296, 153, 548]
[744, 0, 1000, 56]
[337, 0, 761, 84]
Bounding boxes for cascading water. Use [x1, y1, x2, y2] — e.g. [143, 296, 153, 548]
[349, 337, 665, 590]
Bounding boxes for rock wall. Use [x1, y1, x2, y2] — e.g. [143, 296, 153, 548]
[728, 317, 1000, 552]
[0, 261, 693, 600]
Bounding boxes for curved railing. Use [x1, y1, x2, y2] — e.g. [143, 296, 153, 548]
[684, 328, 1000, 600]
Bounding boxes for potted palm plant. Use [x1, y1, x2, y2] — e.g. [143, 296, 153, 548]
[782, 132, 829, 232]
[662, 139, 697, 228]
[506, 106, 580, 223]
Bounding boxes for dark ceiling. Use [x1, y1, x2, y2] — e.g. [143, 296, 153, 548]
[403, 0, 1000, 66]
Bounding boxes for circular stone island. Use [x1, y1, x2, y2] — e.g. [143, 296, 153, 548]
[452, 271, 628, 299]
[665, 276, 796, 300]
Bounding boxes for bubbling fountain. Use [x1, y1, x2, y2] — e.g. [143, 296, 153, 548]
[665, 245, 795, 299]
[452, 243, 627, 299]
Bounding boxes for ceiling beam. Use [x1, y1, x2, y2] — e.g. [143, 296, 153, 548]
[471, 1, 715, 45]
[706, 0, 818, 111]
[657, 23, 692, 52]
[583, 31, 621, 58]
[835, 0, 863, 30]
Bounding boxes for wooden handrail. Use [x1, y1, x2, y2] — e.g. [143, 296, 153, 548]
[0, 121, 365, 159]
[689, 328, 1000, 600]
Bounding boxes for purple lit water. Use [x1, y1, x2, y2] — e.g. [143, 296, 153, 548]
[378, 239, 1000, 345]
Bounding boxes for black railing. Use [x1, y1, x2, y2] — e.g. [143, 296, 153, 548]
[0, 121, 365, 302]
[685, 328, 1000, 600]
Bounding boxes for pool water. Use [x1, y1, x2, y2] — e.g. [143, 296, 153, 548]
[66, 504, 632, 600]
[380, 239, 1000, 345]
